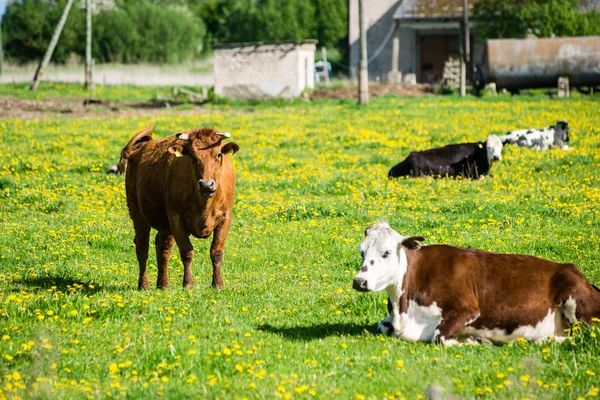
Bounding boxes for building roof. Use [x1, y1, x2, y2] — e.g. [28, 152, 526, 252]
[393, 0, 473, 21]
[393, 0, 599, 21]
[213, 40, 317, 50]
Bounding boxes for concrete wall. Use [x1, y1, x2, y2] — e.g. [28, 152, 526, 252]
[214, 42, 316, 99]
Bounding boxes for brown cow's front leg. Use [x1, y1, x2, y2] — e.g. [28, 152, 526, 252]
[210, 217, 232, 289]
[155, 231, 175, 289]
[133, 222, 151, 290]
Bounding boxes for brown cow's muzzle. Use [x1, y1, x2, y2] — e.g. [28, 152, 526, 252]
[199, 179, 216, 198]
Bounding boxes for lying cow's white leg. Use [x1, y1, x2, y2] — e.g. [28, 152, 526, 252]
[439, 337, 461, 346]
[386, 285, 404, 335]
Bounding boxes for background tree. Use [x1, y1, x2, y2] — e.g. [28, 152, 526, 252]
[96, 0, 205, 63]
[2, 0, 348, 64]
[3, 0, 85, 64]
[314, 0, 347, 49]
[474, 0, 600, 40]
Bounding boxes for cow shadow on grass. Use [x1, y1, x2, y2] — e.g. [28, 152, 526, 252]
[10, 274, 123, 294]
[261, 322, 379, 341]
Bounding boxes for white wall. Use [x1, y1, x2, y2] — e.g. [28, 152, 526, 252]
[214, 42, 316, 99]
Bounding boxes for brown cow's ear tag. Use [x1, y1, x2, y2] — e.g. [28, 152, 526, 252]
[168, 145, 185, 157]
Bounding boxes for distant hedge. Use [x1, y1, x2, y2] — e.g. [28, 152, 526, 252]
[1, 0, 347, 65]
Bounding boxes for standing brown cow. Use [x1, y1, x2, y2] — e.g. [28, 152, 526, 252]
[120, 126, 240, 289]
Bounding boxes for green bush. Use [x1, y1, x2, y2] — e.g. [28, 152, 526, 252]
[94, 0, 206, 64]
[199, 0, 347, 49]
[2, 0, 205, 64]
[1, 0, 348, 64]
[474, 0, 600, 40]
[2, 0, 85, 64]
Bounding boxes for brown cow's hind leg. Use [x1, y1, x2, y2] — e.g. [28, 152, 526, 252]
[134, 223, 151, 290]
[155, 231, 175, 289]
[168, 214, 195, 289]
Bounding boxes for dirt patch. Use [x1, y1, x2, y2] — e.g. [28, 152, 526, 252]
[310, 83, 434, 100]
[0, 96, 215, 120]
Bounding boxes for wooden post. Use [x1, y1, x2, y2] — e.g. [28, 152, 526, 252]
[85, 0, 94, 90]
[460, 0, 469, 96]
[358, 0, 369, 104]
[390, 21, 400, 83]
[30, 0, 76, 91]
[463, 0, 470, 63]
[321, 47, 330, 86]
[459, 23, 466, 96]
[558, 76, 570, 98]
[0, 20, 4, 77]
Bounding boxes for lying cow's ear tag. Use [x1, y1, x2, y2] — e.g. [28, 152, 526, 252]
[478, 143, 483, 148]
[175, 150, 183, 157]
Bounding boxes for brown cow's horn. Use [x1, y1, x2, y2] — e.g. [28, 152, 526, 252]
[217, 132, 231, 138]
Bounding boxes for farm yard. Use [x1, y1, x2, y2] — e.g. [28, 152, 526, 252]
[1, 87, 600, 399]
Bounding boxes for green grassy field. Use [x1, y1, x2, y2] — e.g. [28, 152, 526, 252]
[0, 82, 209, 103]
[1, 92, 599, 399]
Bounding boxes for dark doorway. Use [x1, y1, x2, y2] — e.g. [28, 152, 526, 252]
[419, 33, 474, 84]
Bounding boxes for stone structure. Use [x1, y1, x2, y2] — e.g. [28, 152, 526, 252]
[558, 76, 570, 98]
[213, 41, 316, 99]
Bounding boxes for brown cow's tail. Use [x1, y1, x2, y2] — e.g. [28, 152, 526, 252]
[115, 126, 153, 174]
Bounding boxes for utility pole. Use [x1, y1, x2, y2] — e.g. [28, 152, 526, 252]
[460, 0, 470, 96]
[30, 0, 76, 91]
[85, 0, 94, 90]
[358, 0, 369, 104]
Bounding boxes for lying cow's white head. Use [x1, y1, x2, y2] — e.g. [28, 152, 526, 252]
[352, 223, 425, 292]
[486, 135, 503, 164]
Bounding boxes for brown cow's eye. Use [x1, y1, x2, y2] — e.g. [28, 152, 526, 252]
[217, 152, 222, 159]
[382, 251, 391, 258]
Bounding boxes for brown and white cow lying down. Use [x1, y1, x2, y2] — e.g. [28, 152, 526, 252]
[352, 223, 600, 345]
[121, 126, 239, 289]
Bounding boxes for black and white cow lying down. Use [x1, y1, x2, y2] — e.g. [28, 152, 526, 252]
[352, 223, 600, 345]
[388, 135, 503, 179]
[500, 120, 570, 150]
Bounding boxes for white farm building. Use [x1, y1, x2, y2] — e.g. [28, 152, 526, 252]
[213, 41, 317, 99]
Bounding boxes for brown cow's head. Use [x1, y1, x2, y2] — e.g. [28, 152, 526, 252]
[168, 128, 240, 198]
